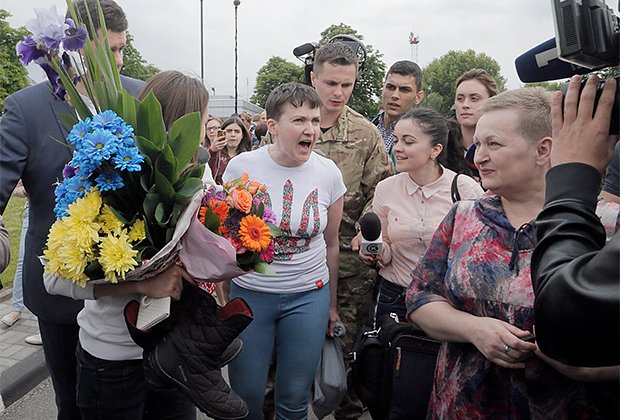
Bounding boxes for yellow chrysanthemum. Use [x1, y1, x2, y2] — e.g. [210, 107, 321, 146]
[45, 219, 72, 251]
[57, 245, 91, 285]
[66, 189, 102, 222]
[98, 230, 139, 282]
[99, 204, 125, 236]
[128, 218, 146, 243]
[64, 216, 101, 251]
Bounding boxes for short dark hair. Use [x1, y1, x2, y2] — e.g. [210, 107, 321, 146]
[313, 42, 358, 74]
[265, 83, 322, 121]
[69, 0, 128, 36]
[386, 60, 423, 91]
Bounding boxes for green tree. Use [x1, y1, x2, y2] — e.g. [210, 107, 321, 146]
[524, 81, 563, 91]
[319, 23, 385, 118]
[250, 56, 304, 108]
[120, 32, 159, 81]
[0, 9, 29, 112]
[423, 50, 507, 115]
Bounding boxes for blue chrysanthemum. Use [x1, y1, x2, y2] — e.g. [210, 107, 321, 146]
[92, 110, 122, 130]
[71, 153, 98, 178]
[95, 171, 124, 192]
[113, 147, 144, 172]
[82, 128, 119, 162]
[53, 176, 92, 218]
[67, 119, 92, 146]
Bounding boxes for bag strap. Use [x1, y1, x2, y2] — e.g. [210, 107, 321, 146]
[451, 173, 462, 203]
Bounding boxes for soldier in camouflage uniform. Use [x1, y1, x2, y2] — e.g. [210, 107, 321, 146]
[263, 42, 393, 419]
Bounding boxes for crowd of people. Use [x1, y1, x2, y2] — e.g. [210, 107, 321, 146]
[0, 0, 618, 419]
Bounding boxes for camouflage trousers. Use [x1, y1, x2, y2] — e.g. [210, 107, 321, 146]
[333, 271, 376, 420]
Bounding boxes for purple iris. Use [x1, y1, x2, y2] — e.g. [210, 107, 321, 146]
[63, 164, 77, 179]
[39, 61, 66, 101]
[62, 19, 87, 52]
[16, 35, 45, 66]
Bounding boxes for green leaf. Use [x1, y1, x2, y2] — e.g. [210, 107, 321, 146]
[256, 202, 265, 218]
[134, 135, 160, 163]
[180, 163, 205, 180]
[154, 145, 178, 184]
[267, 223, 282, 237]
[174, 177, 203, 199]
[254, 262, 276, 276]
[137, 92, 166, 148]
[153, 170, 175, 203]
[203, 207, 221, 233]
[154, 202, 166, 225]
[117, 90, 139, 128]
[168, 112, 202, 171]
[143, 191, 160, 221]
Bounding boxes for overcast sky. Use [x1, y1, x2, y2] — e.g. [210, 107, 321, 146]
[2, 0, 616, 100]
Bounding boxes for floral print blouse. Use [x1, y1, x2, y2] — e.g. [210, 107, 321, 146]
[406, 194, 618, 419]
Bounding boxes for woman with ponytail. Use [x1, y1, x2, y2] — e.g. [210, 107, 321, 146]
[359, 108, 483, 323]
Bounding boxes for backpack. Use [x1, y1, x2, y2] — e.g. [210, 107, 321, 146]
[351, 315, 440, 420]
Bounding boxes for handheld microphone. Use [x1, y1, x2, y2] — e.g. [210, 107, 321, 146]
[293, 42, 318, 58]
[359, 212, 382, 256]
[514, 38, 592, 83]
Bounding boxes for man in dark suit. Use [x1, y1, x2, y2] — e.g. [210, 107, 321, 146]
[0, 1, 143, 418]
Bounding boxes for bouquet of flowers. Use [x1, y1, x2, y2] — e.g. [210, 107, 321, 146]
[178, 174, 281, 289]
[20, 3, 206, 286]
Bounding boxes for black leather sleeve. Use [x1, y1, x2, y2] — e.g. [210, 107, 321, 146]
[532, 163, 619, 367]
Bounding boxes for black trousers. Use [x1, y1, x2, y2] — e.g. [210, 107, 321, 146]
[38, 318, 81, 420]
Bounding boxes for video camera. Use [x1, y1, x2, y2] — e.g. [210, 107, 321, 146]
[515, 0, 619, 134]
[292, 34, 368, 86]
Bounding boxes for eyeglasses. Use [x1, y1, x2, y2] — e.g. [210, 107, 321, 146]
[206, 126, 221, 131]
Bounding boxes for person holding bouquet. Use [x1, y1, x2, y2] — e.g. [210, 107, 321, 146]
[0, 1, 143, 418]
[224, 82, 346, 419]
[44, 70, 214, 420]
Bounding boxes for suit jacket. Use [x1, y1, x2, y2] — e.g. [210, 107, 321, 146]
[0, 75, 144, 324]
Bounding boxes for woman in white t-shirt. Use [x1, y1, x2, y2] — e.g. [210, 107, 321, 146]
[360, 108, 484, 324]
[224, 83, 345, 420]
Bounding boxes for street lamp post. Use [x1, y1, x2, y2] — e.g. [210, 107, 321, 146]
[200, 0, 204, 80]
[233, 0, 240, 114]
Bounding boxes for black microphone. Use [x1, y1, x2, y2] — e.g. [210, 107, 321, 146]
[515, 38, 592, 83]
[359, 212, 382, 256]
[293, 42, 318, 58]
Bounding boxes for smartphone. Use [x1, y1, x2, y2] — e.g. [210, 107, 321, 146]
[521, 332, 536, 343]
[217, 129, 226, 138]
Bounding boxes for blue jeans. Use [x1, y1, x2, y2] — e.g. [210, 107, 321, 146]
[11, 203, 28, 312]
[228, 283, 330, 420]
[374, 276, 407, 327]
[76, 344, 196, 420]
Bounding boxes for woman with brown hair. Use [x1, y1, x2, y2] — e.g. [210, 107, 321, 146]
[454, 69, 500, 178]
[208, 116, 251, 184]
[44, 70, 214, 419]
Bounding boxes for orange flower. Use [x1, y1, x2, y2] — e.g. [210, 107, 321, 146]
[209, 199, 229, 223]
[226, 188, 252, 213]
[240, 172, 250, 184]
[247, 181, 261, 195]
[238, 215, 271, 252]
[198, 207, 208, 225]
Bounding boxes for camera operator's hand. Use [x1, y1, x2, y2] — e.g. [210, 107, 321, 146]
[551, 75, 617, 174]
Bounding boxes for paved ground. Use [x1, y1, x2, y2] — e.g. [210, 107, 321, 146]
[0, 287, 48, 413]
